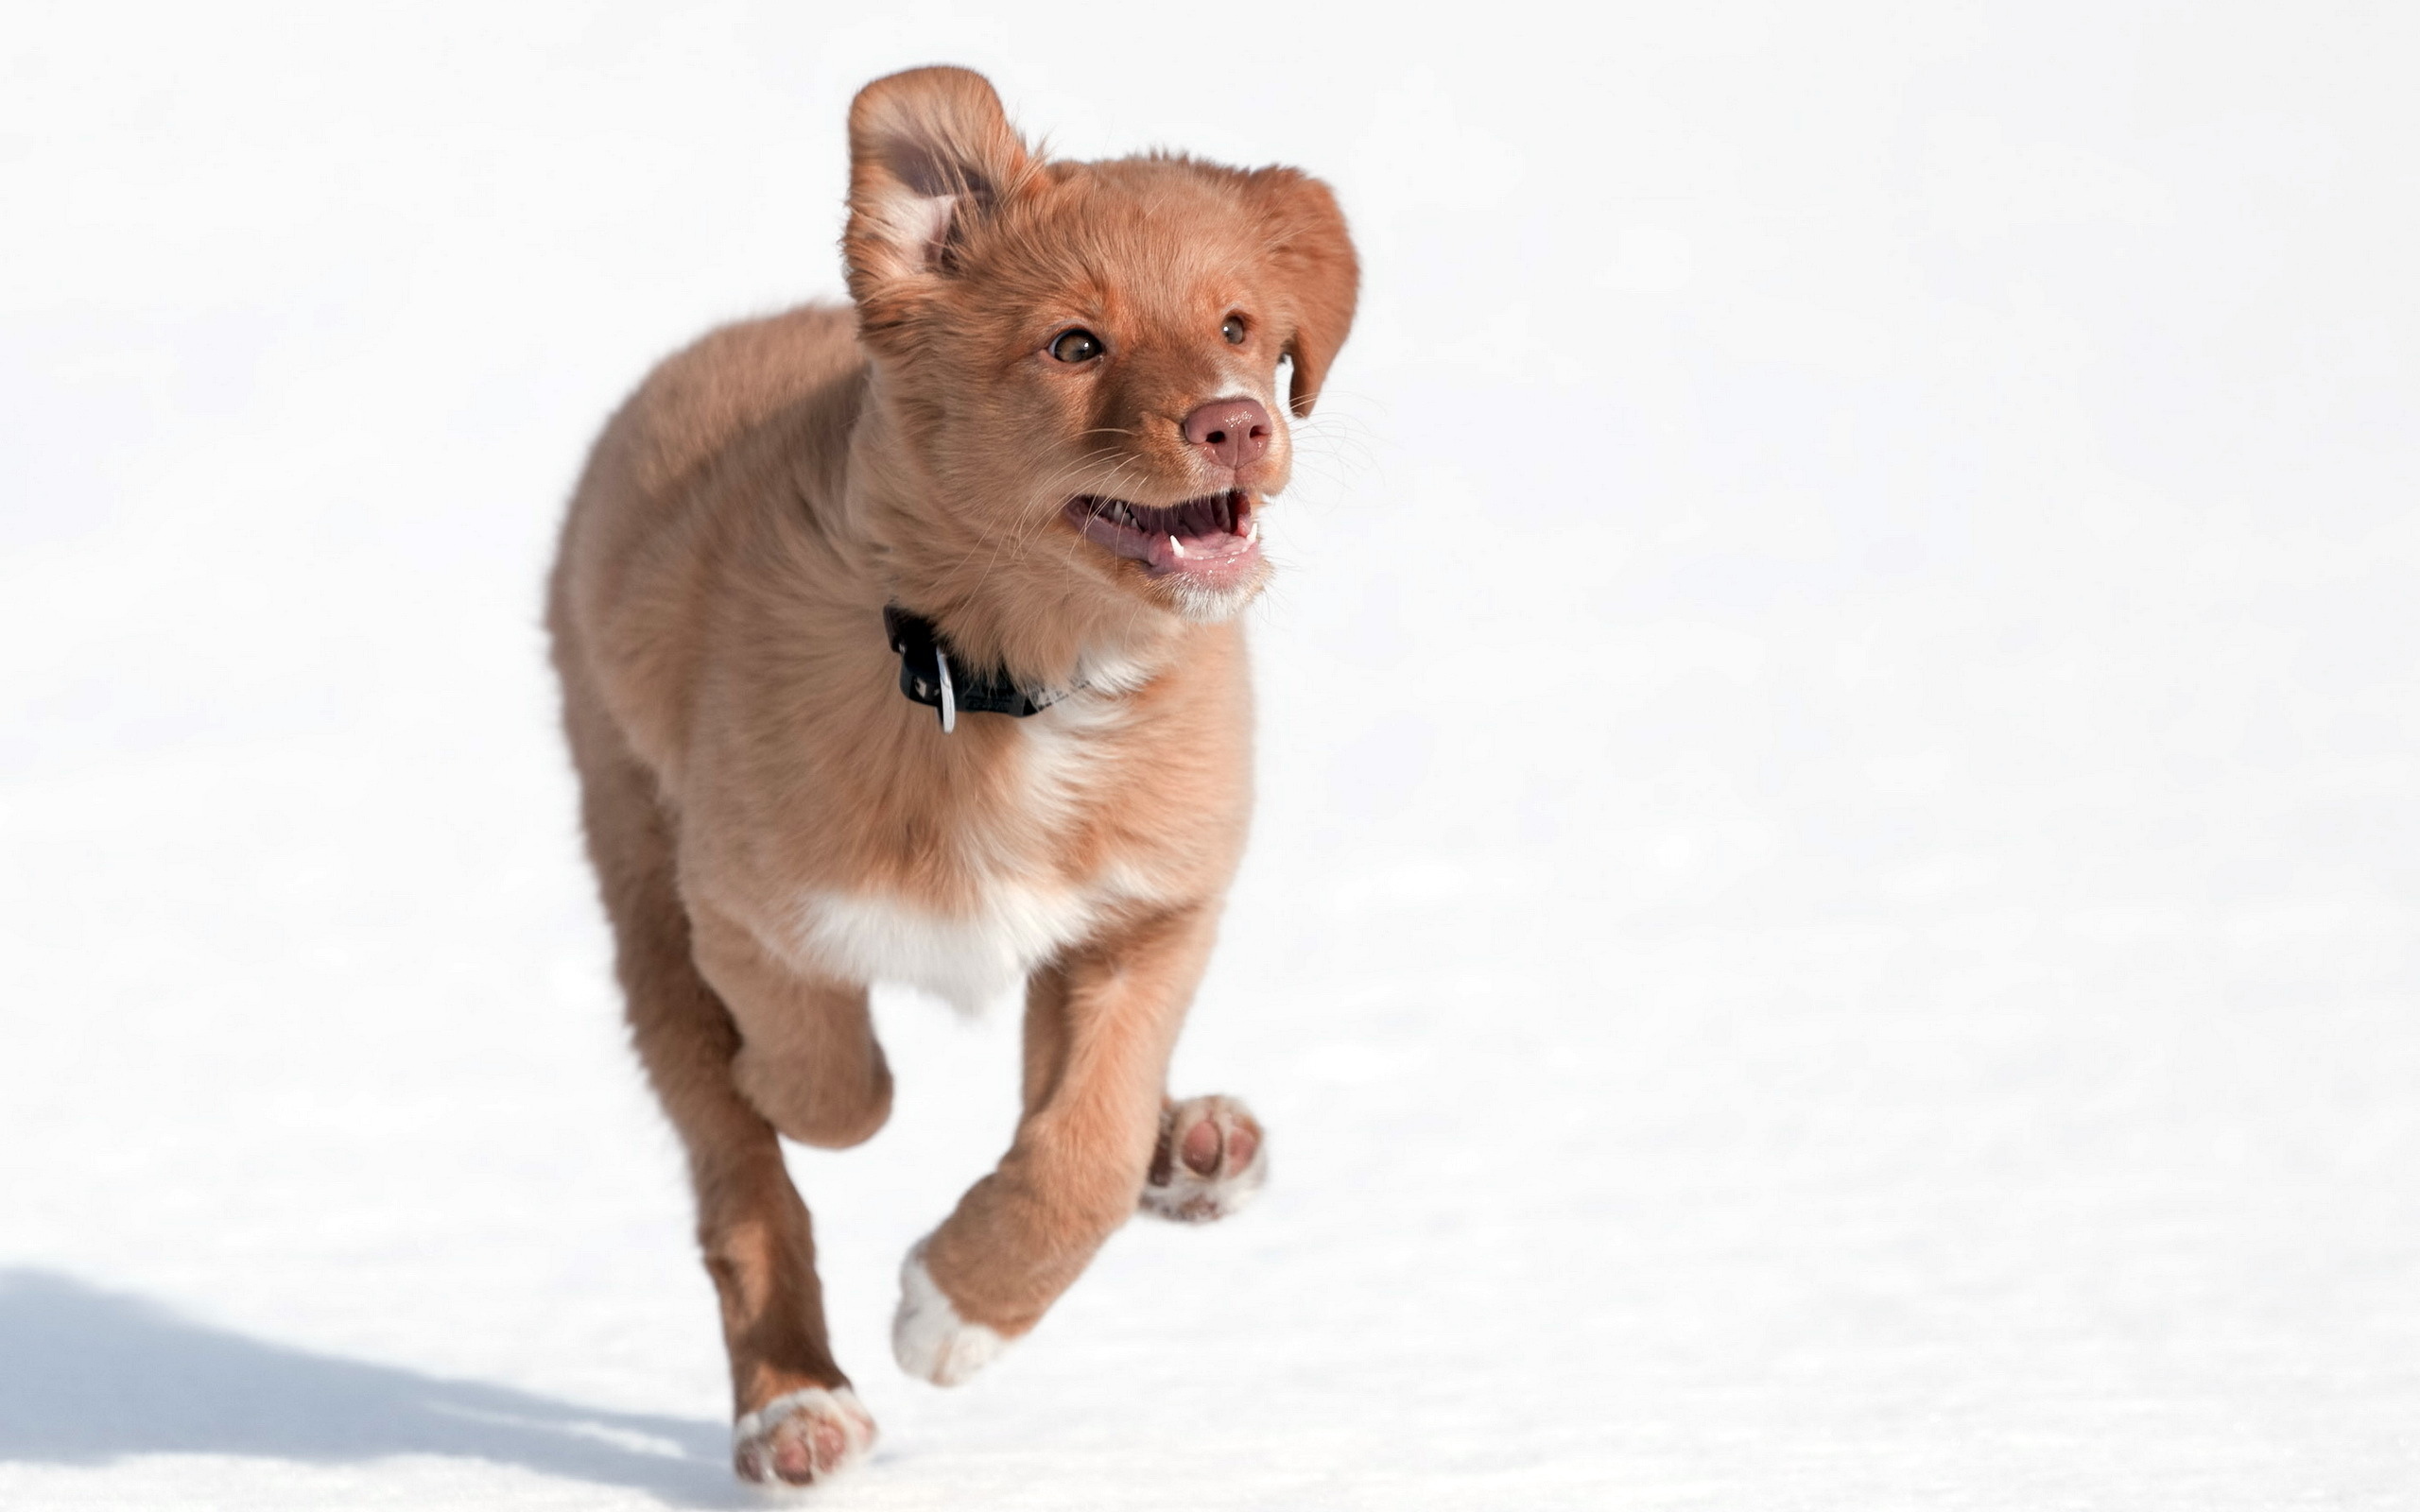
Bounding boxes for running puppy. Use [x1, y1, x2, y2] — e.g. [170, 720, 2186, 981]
[545, 66, 1356, 1486]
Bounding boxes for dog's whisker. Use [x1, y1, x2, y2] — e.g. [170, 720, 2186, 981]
[938, 447, 1146, 581]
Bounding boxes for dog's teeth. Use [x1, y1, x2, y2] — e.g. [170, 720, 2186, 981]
[1169, 535, 1186, 559]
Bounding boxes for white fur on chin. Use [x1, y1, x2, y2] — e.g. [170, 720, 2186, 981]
[892, 1241, 1010, 1386]
[1161, 568, 1269, 624]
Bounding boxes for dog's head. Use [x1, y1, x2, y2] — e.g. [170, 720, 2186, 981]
[843, 67, 1357, 625]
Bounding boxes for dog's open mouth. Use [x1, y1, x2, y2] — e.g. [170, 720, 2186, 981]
[1063, 490, 1261, 584]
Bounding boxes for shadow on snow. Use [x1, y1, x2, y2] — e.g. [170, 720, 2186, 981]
[0, 1269, 736, 1505]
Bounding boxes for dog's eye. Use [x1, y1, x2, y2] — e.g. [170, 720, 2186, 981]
[1221, 316, 1247, 345]
[1049, 329, 1104, 364]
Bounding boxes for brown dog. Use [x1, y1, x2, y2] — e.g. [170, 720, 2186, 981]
[544, 66, 1356, 1486]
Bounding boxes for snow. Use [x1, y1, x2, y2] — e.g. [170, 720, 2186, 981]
[4, 2, 2418, 1506]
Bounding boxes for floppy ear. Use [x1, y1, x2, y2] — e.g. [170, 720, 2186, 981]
[844, 67, 1036, 335]
[1246, 168, 1359, 418]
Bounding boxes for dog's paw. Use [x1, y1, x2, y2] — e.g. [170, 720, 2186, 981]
[731, 1384, 875, 1486]
[1141, 1094, 1268, 1223]
[892, 1240, 1011, 1386]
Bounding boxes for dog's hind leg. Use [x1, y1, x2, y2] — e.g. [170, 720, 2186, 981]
[893, 903, 1219, 1384]
[562, 695, 874, 1486]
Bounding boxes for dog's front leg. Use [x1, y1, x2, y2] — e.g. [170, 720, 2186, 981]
[893, 902, 1218, 1383]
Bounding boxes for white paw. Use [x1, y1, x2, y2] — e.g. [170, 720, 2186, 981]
[892, 1240, 1010, 1386]
[731, 1384, 875, 1486]
[1142, 1094, 1268, 1223]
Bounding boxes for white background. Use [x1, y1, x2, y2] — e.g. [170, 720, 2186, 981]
[4, 2, 2417, 1506]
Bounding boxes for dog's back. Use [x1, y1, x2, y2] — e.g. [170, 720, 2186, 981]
[549, 303, 864, 785]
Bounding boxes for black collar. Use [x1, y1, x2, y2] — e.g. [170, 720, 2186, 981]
[883, 606, 1082, 731]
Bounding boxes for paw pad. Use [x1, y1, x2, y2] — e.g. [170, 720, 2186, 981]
[1143, 1094, 1268, 1223]
[731, 1384, 874, 1486]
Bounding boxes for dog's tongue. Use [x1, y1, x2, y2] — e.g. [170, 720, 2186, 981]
[1141, 526, 1257, 575]
[1068, 493, 1263, 582]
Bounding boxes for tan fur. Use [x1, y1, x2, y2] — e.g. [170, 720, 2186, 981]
[545, 66, 1355, 1486]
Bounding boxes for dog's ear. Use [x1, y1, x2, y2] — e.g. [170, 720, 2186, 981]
[845, 67, 1035, 332]
[1246, 169, 1359, 418]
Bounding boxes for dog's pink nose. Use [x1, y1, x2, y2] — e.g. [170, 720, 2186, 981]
[1182, 398, 1271, 470]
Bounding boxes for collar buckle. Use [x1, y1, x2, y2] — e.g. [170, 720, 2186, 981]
[884, 605, 1078, 731]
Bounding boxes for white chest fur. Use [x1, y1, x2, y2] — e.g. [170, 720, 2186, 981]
[791, 882, 1099, 1012]
[785, 685, 1152, 1011]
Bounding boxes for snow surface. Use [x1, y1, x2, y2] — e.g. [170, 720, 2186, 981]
[5, 3, 2418, 1506]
